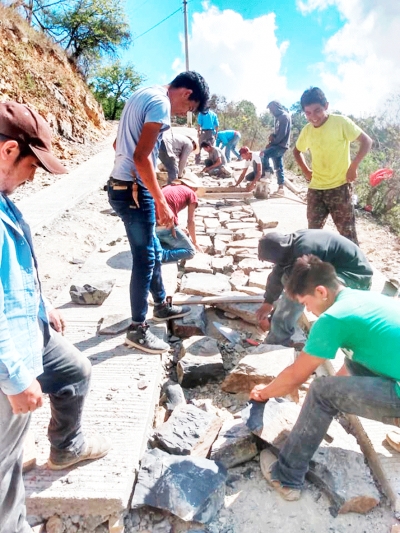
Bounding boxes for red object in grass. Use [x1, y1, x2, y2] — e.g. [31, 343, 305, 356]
[369, 168, 394, 187]
[364, 204, 373, 212]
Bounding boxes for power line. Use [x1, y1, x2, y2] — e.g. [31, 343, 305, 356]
[132, 6, 182, 42]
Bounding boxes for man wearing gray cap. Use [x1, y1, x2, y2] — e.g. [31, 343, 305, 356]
[0, 102, 111, 533]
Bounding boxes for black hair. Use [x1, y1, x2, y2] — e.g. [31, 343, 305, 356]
[170, 71, 210, 114]
[286, 255, 340, 298]
[200, 141, 212, 149]
[0, 134, 33, 163]
[300, 87, 328, 110]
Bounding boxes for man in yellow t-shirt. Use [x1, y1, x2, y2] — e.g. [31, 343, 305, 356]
[294, 87, 372, 244]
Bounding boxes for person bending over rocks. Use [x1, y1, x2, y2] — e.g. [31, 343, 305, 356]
[250, 254, 400, 502]
[256, 229, 372, 347]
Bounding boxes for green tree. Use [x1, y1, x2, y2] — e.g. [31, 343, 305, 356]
[10, 0, 131, 74]
[90, 61, 143, 119]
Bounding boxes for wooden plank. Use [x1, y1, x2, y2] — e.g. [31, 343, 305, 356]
[173, 294, 265, 305]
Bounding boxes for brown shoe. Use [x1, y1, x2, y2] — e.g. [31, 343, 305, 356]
[259, 449, 301, 501]
[386, 430, 400, 452]
[47, 434, 112, 470]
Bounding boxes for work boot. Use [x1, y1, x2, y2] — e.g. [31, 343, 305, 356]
[153, 297, 191, 322]
[259, 449, 301, 501]
[47, 434, 112, 470]
[125, 323, 169, 354]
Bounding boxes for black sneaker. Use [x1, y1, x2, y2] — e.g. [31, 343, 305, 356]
[153, 298, 191, 322]
[125, 323, 169, 354]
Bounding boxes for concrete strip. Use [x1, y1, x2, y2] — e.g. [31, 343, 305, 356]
[17, 132, 116, 233]
[25, 224, 166, 519]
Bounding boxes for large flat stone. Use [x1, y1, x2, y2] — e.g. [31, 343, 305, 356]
[215, 301, 260, 325]
[242, 399, 380, 514]
[98, 313, 131, 335]
[233, 229, 263, 241]
[184, 253, 213, 274]
[213, 238, 227, 255]
[153, 404, 223, 457]
[171, 305, 207, 338]
[225, 222, 258, 231]
[249, 270, 269, 289]
[218, 211, 231, 223]
[177, 336, 225, 387]
[211, 256, 234, 273]
[196, 235, 213, 254]
[237, 258, 268, 274]
[131, 449, 226, 524]
[226, 238, 259, 249]
[210, 418, 257, 469]
[229, 270, 249, 290]
[221, 347, 295, 393]
[180, 272, 231, 296]
[204, 217, 220, 229]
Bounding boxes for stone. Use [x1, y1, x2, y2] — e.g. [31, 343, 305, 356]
[196, 235, 213, 254]
[161, 380, 186, 411]
[235, 285, 265, 296]
[226, 247, 255, 258]
[242, 399, 380, 514]
[205, 228, 233, 236]
[221, 347, 295, 393]
[216, 234, 233, 243]
[98, 314, 131, 335]
[233, 229, 263, 241]
[238, 258, 269, 274]
[184, 253, 213, 274]
[225, 222, 258, 231]
[242, 217, 257, 223]
[153, 404, 223, 456]
[213, 238, 227, 255]
[171, 305, 207, 337]
[177, 336, 225, 387]
[215, 301, 260, 325]
[46, 516, 64, 533]
[210, 418, 257, 469]
[218, 211, 231, 223]
[229, 270, 249, 290]
[225, 238, 259, 249]
[69, 279, 115, 305]
[196, 207, 218, 217]
[204, 217, 220, 229]
[131, 449, 226, 524]
[180, 272, 231, 296]
[249, 270, 269, 289]
[211, 256, 234, 274]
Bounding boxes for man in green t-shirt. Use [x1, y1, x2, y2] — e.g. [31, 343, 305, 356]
[294, 87, 372, 244]
[250, 255, 400, 502]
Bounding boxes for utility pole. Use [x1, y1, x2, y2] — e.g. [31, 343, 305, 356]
[183, 0, 192, 126]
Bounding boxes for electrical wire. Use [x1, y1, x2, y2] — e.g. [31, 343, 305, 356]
[132, 6, 183, 42]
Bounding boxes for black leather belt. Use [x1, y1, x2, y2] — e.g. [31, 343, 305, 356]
[109, 177, 132, 189]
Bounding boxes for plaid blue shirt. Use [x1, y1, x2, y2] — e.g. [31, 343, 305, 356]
[0, 194, 47, 395]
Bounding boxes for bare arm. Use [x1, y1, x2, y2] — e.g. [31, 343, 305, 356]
[294, 147, 312, 181]
[235, 168, 248, 186]
[134, 123, 174, 227]
[250, 351, 324, 401]
[187, 202, 198, 247]
[246, 163, 262, 191]
[346, 132, 373, 183]
[204, 156, 222, 171]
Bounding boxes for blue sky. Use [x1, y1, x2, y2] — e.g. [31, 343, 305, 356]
[120, 0, 400, 116]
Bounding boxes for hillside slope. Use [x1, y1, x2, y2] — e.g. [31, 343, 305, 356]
[0, 4, 106, 161]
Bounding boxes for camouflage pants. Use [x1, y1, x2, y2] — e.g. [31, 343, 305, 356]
[307, 183, 358, 244]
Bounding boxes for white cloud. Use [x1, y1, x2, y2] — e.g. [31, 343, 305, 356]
[298, 0, 400, 116]
[172, 5, 295, 112]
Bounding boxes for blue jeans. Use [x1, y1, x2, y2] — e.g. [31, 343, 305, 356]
[156, 226, 195, 263]
[108, 181, 166, 323]
[272, 359, 400, 489]
[265, 291, 305, 346]
[0, 322, 91, 533]
[225, 133, 241, 162]
[262, 146, 287, 185]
